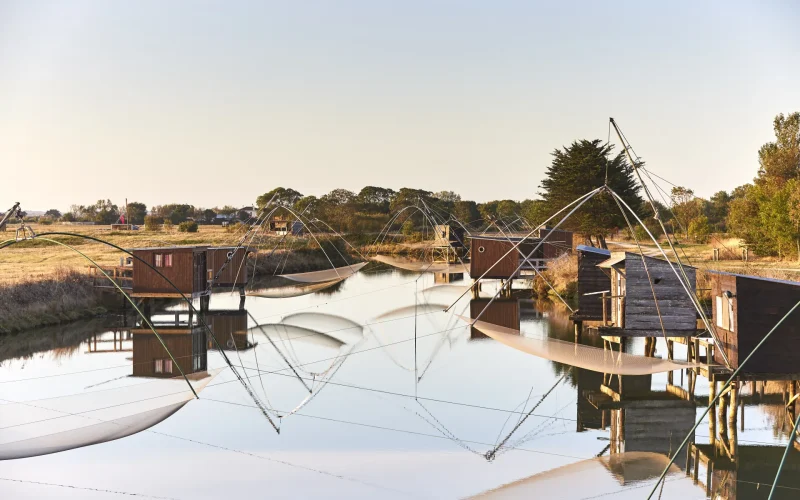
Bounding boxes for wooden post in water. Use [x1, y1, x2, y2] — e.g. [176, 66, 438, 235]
[574, 321, 582, 343]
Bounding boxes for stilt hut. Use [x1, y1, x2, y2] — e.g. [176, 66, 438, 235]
[206, 247, 250, 289]
[268, 217, 303, 236]
[592, 252, 698, 337]
[131, 328, 207, 378]
[130, 246, 209, 298]
[470, 298, 520, 339]
[572, 245, 611, 321]
[432, 224, 466, 262]
[709, 271, 800, 374]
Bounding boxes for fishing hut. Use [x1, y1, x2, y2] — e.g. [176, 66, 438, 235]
[709, 271, 800, 376]
[538, 227, 574, 259]
[131, 314, 207, 378]
[268, 217, 303, 236]
[571, 245, 612, 330]
[129, 246, 209, 299]
[469, 298, 520, 339]
[432, 224, 466, 263]
[204, 309, 253, 350]
[468, 230, 573, 280]
[588, 252, 699, 338]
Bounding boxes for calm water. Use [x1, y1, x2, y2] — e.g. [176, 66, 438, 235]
[0, 267, 796, 499]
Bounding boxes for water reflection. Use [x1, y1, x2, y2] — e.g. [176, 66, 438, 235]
[2, 270, 799, 498]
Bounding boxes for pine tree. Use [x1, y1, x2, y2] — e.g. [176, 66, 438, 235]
[538, 139, 644, 248]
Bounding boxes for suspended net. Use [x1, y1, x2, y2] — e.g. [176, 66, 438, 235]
[279, 262, 368, 283]
[0, 371, 216, 460]
[463, 318, 702, 375]
[246, 279, 345, 298]
[372, 254, 470, 274]
[469, 451, 699, 499]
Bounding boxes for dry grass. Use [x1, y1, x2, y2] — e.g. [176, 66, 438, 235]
[0, 267, 107, 334]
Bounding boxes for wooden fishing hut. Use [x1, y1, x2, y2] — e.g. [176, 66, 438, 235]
[204, 309, 253, 350]
[588, 252, 699, 338]
[268, 217, 303, 236]
[571, 245, 612, 322]
[469, 298, 520, 339]
[709, 271, 800, 376]
[468, 231, 573, 280]
[537, 227, 574, 259]
[432, 224, 466, 263]
[129, 246, 209, 300]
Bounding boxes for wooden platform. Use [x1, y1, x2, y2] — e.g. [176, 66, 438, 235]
[587, 325, 702, 337]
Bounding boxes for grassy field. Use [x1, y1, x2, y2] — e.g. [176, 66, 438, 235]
[0, 223, 359, 285]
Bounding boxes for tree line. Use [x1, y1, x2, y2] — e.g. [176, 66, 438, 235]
[32, 112, 798, 258]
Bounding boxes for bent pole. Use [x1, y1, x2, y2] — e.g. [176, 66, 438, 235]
[471, 188, 601, 325]
[646, 298, 800, 499]
[445, 186, 604, 312]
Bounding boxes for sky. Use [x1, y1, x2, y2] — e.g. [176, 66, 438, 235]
[1, 0, 799, 212]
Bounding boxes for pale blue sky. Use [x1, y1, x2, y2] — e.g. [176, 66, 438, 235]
[1, 1, 798, 211]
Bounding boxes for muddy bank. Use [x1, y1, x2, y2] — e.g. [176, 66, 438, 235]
[0, 270, 118, 334]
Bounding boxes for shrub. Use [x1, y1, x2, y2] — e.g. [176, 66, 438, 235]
[144, 215, 161, 231]
[178, 221, 198, 233]
[162, 220, 173, 231]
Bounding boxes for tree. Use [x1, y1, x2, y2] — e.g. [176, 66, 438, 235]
[670, 187, 701, 239]
[357, 186, 395, 213]
[538, 139, 644, 248]
[201, 209, 217, 224]
[389, 188, 433, 213]
[707, 191, 731, 231]
[126, 202, 147, 225]
[91, 199, 120, 224]
[453, 200, 480, 226]
[688, 215, 711, 242]
[433, 191, 461, 203]
[757, 112, 800, 186]
[45, 209, 61, 219]
[256, 187, 304, 209]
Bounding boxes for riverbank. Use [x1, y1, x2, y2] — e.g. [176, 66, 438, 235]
[0, 269, 112, 334]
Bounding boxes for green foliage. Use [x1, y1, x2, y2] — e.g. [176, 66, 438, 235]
[357, 186, 396, 214]
[162, 220, 173, 231]
[44, 209, 61, 219]
[144, 215, 161, 231]
[669, 187, 702, 238]
[126, 202, 147, 225]
[201, 208, 217, 223]
[256, 187, 304, 209]
[178, 221, 199, 233]
[453, 200, 481, 226]
[688, 215, 711, 242]
[401, 220, 416, 236]
[539, 139, 644, 247]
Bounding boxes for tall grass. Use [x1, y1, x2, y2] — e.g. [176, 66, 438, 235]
[0, 268, 106, 334]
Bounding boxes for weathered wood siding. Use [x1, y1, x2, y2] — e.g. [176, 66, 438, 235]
[207, 247, 248, 287]
[623, 254, 697, 331]
[539, 228, 573, 259]
[132, 330, 207, 378]
[470, 298, 520, 338]
[611, 399, 695, 467]
[469, 239, 519, 279]
[576, 248, 611, 320]
[132, 248, 203, 295]
[713, 273, 800, 373]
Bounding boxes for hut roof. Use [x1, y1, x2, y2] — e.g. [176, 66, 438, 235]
[707, 270, 800, 287]
[597, 251, 696, 271]
[576, 245, 611, 256]
[128, 245, 207, 252]
[467, 234, 539, 242]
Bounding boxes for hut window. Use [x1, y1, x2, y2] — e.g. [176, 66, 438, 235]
[155, 359, 173, 374]
[478, 246, 485, 253]
[154, 253, 163, 267]
[164, 253, 173, 267]
[716, 295, 733, 331]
